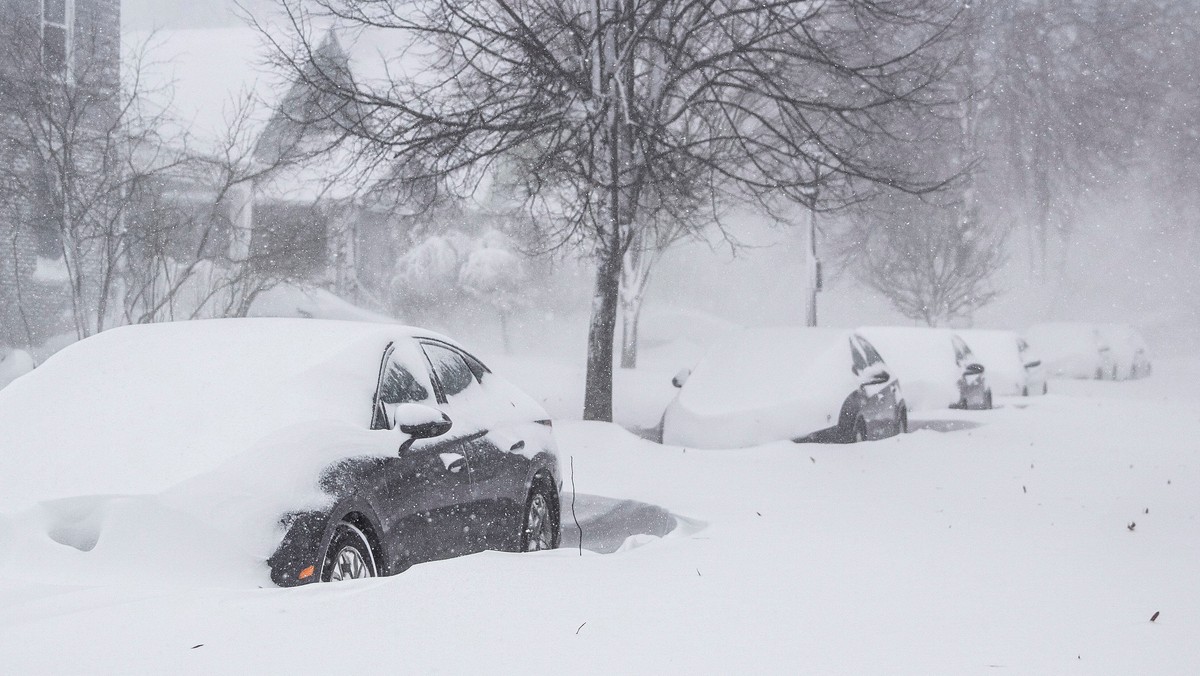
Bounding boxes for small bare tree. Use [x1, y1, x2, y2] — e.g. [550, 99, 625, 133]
[843, 191, 1007, 326]
[0, 8, 161, 339]
[120, 92, 318, 324]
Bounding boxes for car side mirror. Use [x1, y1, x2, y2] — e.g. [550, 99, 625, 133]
[1024, 360, 1041, 369]
[671, 368, 692, 389]
[964, 363, 985, 376]
[858, 362, 890, 387]
[392, 403, 453, 453]
[862, 370, 890, 387]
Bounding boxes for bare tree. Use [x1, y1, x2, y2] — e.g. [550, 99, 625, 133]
[262, 0, 961, 421]
[618, 194, 705, 369]
[960, 0, 1165, 272]
[460, 237, 527, 354]
[844, 191, 1006, 326]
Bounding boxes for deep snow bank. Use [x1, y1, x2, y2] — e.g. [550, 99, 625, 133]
[0, 373, 1198, 674]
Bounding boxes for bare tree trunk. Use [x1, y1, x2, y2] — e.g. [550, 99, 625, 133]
[584, 226, 621, 421]
[619, 230, 651, 369]
[499, 308, 511, 355]
[619, 294, 642, 369]
[584, 1, 629, 421]
[804, 208, 818, 327]
[7, 232, 36, 346]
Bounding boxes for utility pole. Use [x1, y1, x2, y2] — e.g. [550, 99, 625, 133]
[804, 207, 822, 327]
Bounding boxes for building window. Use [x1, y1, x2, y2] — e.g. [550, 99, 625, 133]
[42, 0, 73, 78]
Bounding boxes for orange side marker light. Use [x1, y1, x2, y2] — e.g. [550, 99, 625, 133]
[299, 565, 315, 580]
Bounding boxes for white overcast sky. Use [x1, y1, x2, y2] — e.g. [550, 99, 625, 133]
[122, 0, 278, 31]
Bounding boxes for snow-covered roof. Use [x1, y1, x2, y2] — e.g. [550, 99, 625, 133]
[127, 21, 432, 202]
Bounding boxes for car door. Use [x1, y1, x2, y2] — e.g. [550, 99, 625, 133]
[418, 341, 545, 552]
[368, 340, 475, 566]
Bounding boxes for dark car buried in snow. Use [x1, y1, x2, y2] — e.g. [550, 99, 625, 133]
[0, 319, 561, 586]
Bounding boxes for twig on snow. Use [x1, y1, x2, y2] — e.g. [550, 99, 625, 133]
[571, 455, 582, 556]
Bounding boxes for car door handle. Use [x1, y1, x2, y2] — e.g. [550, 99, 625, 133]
[438, 452, 467, 473]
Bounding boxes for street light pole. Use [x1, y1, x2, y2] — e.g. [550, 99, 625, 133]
[805, 207, 821, 327]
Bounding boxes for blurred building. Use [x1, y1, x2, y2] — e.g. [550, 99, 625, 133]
[0, 0, 121, 347]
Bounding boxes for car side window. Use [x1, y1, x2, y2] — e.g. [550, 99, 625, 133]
[859, 338, 885, 366]
[459, 351, 490, 382]
[952, 337, 970, 364]
[379, 359, 429, 405]
[423, 343, 476, 399]
[850, 338, 868, 374]
[372, 346, 432, 430]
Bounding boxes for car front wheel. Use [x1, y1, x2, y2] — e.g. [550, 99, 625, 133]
[521, 481, 559, 552]
[322, 521, 378, 582]
[849, 417, 867, 444]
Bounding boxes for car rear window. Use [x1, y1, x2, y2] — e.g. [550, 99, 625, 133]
[423, 344, 476, 398]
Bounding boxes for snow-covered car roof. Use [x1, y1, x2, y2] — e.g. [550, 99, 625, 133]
[1026, 322, 1106, 348]
[663, 327, 864, 448]
[1026, 322, 1111, 377]
[0, 318, 458, 511]
[1096, 323, 1148, 353]
[857, 326, 965, 411]
[957, 329, 1025, 395]
[678, 327, 857, 416]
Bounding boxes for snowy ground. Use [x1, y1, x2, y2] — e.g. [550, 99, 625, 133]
[1, 360, 1197, 673]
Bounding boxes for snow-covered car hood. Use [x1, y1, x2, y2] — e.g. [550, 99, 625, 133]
[663, 328, 859, 448]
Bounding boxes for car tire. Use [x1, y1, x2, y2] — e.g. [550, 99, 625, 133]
[520, 479, 559, 552]
[1043, 382, 1048, 395]
[321, 521, 378, 582]
[849, 417, 867, 444]
[896, 407, 908, 435]
[983, 390, 993, 410]
[1022, 386, 1029, 397]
